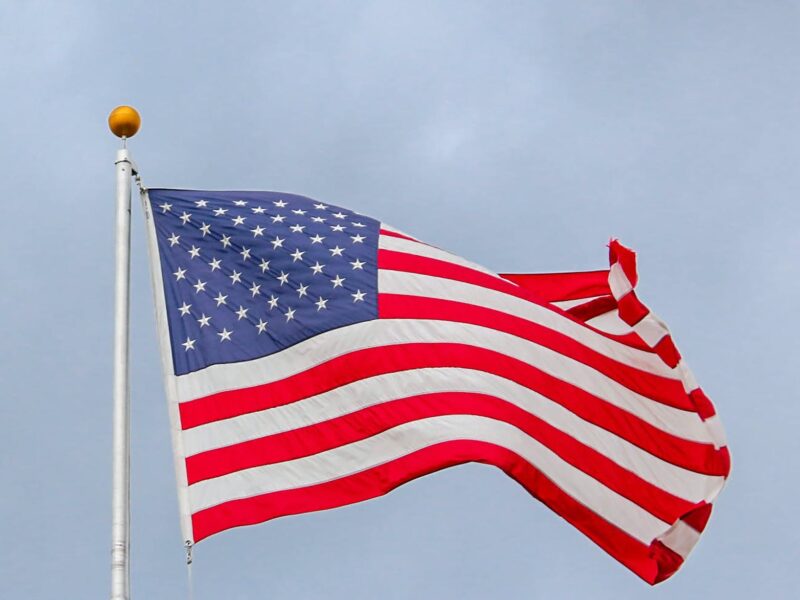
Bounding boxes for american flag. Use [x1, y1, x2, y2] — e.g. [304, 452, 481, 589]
[144, 189, 729, 584]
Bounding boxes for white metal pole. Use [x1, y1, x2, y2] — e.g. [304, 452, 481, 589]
[111, 146, 133, 600]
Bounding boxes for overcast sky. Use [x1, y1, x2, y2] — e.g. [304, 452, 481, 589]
[1, 2, 798, 598]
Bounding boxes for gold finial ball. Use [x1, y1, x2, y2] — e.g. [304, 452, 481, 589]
[108, 105, 141, 138]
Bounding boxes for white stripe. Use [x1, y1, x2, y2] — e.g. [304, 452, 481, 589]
[141, 193, 195, 543]
[183, 367, 724, 503]
[552, 295, 607, 310]
[658, 519, 702, 559]
[379, 269, 675, 377]
[636, 314, 668, 347]
[609, 263, 633, 298]
[677, 360, 699, 394]
[187, 414, 671, 544]
[176, 318, 717, 445]
[379, 234, 503, 280]
[381, 223, 416, 238]
[704, 415, 727, 449]
[585, 311, 634, 335]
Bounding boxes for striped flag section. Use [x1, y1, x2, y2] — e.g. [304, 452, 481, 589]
[143, 190, 729, 585]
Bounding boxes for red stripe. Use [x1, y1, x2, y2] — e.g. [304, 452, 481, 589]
[649, 541, 684, 584]
[609, 240, 639, 287]
[689, 389, 716, 420]
[379, 294, 691, 410]
[653, 336, 682, 369]
[566, 295, 618, 322]
[180, 343, 729, 477]
[617, 291, 649, 326]
[680, 502, 713, 532]
[187, 392, 697, 523]
[381, 248, 548, 305]
[190, 439, 681, 585]
[499, 270, 611, 302]
[379, 228, 418, 242]
[379, 249, 653, 352]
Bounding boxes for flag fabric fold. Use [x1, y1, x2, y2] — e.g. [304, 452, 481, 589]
[143, 189, 729, 584]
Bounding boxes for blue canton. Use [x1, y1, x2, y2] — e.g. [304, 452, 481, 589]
[147, 189, 380, 376]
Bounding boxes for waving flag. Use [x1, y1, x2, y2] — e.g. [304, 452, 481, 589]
[143, 189, 729, 584]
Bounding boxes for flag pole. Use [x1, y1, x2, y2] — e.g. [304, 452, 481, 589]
[108, 106, 141, 600]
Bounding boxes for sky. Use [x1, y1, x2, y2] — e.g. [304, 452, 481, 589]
[1, 1, 798, 598]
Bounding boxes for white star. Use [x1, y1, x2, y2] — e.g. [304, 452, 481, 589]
[350, 258, 365, 270]
[255, 319, 268, 334]
[180, 211, 192, 225]
[331, 274, 345, 288]
[188, 245, 201, 259]
[284, 307, 296, 321]
[240, 247, 251, 261]
[315, 297, 328, 311]
[168, 233, 180, 247]
[277, 271, 289, 285]
[352, 289, 366, 302]
[310, 261, 325, 275]
[351, 221, 366, 228]
[267, 295, 279, 309]
[195, 199, 208, 208]
[182, 337, 196, 351]
[271, 214, 286, 223]
[314, 202, 328, 210]
[251, 225, 265, 237]
[213, 207, 228, 216]
[235, 305, 249, 320]
[251, 206, 267, 214]
[310, 234, 325, 244]
[199, 222, 211, 236]
[220, 235, 232, 248]
[271, 236, 285, 249]
[214, 292, 228, 306]
[329, 246, 345, 257]
[193, 279, 207, 294]
[273, 199, 288, 208]
[229, 270, 242, 284]
[249, 282, 261, 297]
[259, 258, 270, 273]
[290, 224, 306, 233]
[197, 313, 211, 327]
[232, 215, 246, 226]
[330, 224, 345, 232]
[173, 267, 187, 281]
[208, 258, 222, 272]
[350, 234, 365, 244]
[178, 301, 192, 316]
[297, 283, 309, 298]
[332, 211, 346, 219]
[311, 216, 326, 223]
[218, 328, 232, 342]
[291, 208, 307, 215]
[159, 202, 172, 213]
[233, 199, 248, 206]
[290, 248, 305, 262]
